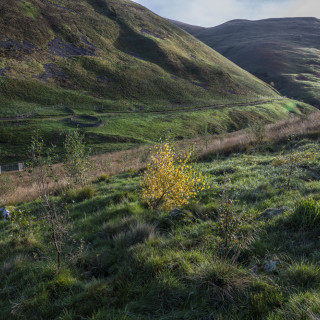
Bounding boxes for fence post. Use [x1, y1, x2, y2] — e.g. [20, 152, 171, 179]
[18, 163, 24, 172]
[0, 166, 1, 175]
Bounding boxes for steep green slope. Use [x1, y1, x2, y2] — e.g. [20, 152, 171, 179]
[0, 0, 280, 117]
[171, 17, 320, 107]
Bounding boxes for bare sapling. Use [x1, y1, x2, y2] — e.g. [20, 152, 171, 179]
[29, 132, 68, 272]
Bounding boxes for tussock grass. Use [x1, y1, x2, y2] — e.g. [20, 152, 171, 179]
[3, 121, 320, 318]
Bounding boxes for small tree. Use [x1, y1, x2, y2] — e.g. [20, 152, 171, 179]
[63, 129, 91, 187]
[29, 132, 68, 272]
[247, 119, 266, 146]
[272, 149, 312, 189]
[216, 175, 246, 258]
[140, 141, 208, 211]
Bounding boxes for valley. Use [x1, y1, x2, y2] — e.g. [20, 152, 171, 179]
[1, 1, 320, 319]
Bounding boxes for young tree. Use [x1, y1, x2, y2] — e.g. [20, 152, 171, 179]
[247, 119, 266, 147]
[140, 141, 208, 211]
[216, 175, 246, 257]
[29, 132, 68, 272]
[63, 129, 91, 187]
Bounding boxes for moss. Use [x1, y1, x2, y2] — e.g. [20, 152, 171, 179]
[19, 0, 40, 19]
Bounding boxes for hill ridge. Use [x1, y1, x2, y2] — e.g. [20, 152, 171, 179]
[170, 16, 320, 106]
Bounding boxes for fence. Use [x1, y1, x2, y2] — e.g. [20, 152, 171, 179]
[0, 163, 24, 174]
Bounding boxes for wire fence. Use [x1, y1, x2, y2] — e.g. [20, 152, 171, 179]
[0, 163, 24, 174]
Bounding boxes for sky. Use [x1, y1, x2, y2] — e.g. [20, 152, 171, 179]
[133, 0, 320, 27]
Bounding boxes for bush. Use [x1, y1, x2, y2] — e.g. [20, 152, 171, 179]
[97, 174, 111, 183]
[287, 197, 320, 230]
[140, 142, 208, 211]
[63, 129, 91, 186]
[65, 186, 95, 203]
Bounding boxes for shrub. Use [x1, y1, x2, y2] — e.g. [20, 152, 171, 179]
[216, 175, 246, 256]
[247, 119, 266, 146]
[140, 142, 209, 211]
[97, 174, 111, 183]
[287, 197, 320, 230]
[63, 129, 91, 186]
[65, 186, 95, 203]
[272, 148, 312, 189]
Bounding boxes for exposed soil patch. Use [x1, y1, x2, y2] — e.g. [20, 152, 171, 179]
[39, 0, 72, 12]
[140, 28, 164, 40]
[0, 38, 37, 58]
[190, 81, 208, 89]
[70, 115, 104, 128]
[296, 74, 308, 81]
[33, 63, 67, 82]
[97, 75, 109, 84]
[129, 52, 146, 60]
[48, 37, 96, 58]
[0, 67, 9, 76]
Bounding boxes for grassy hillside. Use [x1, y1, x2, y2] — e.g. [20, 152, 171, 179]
[171, 17, 320, 107]
[0, 98, 315, 164]
[2, 134, 320, 319]
[0, 0, 280, 116]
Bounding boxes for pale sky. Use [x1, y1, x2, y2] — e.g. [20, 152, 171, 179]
[133, 0, 320, 27]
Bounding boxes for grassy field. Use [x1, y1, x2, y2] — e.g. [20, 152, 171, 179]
[0, 98, 315, 164]
[2, 132, 320, 319]
[172, 17, 320, 106]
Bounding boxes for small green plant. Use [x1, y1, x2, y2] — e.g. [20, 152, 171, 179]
[64, 186, 95, 203]
[10, 208, 37, 238]
[247, 119, 266, 146]
[287, 197, 320, 230]
[97, 174, 110, 183]
[272, 148, 312, 189]
[63, 129, 91, 187]
[216, 175, 246, 256]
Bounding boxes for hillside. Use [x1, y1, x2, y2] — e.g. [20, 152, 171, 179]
[166, 18, 206, 34]
[0, 0, 280, 117]
[1, 0, 315, 164]
[171, 17, 320, 106]
[2, 132, 320, 319]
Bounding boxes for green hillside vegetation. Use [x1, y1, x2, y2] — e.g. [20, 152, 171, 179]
[1, 1, 317, 163]
[171, 17, 320, 106]
[0, 0, 279, 114]
[0, 98, 314, 163]
[2, 134, 320, 319]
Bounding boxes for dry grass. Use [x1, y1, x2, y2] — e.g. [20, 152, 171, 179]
[3, 111, 320, 205]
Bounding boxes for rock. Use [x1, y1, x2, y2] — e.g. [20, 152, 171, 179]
[261, 206, 292, 219]
[0, 206, 11, 221]
[263, 260, 278, 272]
[170, 209, 184, 218]
[250, 265, 259, 273]
[83, 271, 93, 279]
